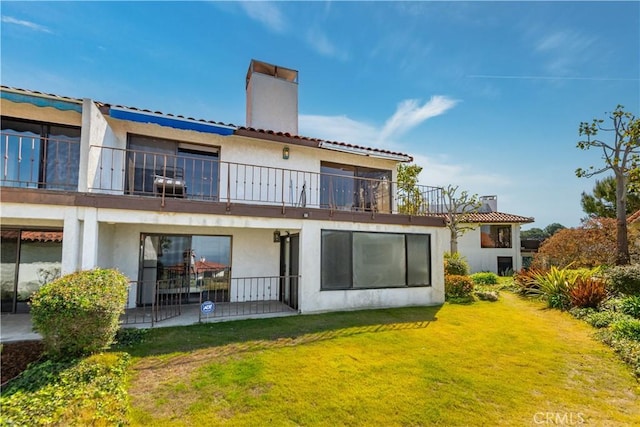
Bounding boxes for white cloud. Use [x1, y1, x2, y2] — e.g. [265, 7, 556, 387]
[300, 114, 378, 147]
[378, 96, 458, 142]
[306, 28, 349, 61]
[534, 30, 595, 75]
[1, 16, 52, 33]
[238, 1, 286, 33]
[410, 153, 508, 192]
[301, 96, 458, 150]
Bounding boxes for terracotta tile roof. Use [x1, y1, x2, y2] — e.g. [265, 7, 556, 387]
[0, 230, 63, 242]
[628, 209, 640, 223]
[438, 212, 534, 224]
[195, 260, 227, 271]
[2, 85, 413, 162]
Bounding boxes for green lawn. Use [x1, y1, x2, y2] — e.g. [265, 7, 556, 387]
[126, 293, 639, 426]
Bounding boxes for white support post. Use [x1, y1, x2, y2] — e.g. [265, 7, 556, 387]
[81, 207, 99, 270]
[62, 208, 80, 275]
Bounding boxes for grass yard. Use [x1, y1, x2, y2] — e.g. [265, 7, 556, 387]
[126, 293, 640, 426]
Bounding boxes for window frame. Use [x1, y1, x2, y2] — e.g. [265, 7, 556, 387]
[320, 230, 432, 291]
[480, 224, 513, 249]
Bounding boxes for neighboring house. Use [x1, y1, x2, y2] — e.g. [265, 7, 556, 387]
[455, 196, 534, 275]
[1, 59, 449, 319]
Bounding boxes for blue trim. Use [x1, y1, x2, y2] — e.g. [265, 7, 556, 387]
[1, 91, 82, 113]
[109, 108, 235, 136]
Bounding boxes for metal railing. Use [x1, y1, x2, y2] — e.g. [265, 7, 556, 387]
[1, 131, 80, 191]
[120, 275, 299, 326]
[120, 280, 183, 326]
[199, 275, 299, 322]
[88, 145, 445, 214]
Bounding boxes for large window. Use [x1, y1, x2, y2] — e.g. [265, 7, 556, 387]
[127, 135, 219, 200]
[1, 118, 80, 190]
[1, 229, 63, 313]
[139, 233, 231, 304]
[321, 230, 431, 290]
[320, 162, 392, 212]
[480, 225, 512, 248]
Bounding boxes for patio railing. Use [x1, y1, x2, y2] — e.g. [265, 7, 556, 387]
[120, 275, 300, 326]
[88, 145, 445, 215]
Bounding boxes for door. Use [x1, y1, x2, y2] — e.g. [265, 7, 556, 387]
[1, 229, 62, 313]
[279, 234, 299, 310]
[497, 256, 513, 276]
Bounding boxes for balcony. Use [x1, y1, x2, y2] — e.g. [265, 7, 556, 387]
[0, 132, 445, 217]
[88, 145, 445, 215]
[1, 131, 80, 191]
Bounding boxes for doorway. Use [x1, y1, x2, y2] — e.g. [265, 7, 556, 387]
[279, 233, 299, 310]
[497, 256, 513, 276]
[1, 229, 63, 313]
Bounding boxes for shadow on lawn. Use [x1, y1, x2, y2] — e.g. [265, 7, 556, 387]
[118, 305, 442, 358]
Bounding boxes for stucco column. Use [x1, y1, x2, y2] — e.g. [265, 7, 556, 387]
[81, 207, 99, 270]
[61, 208, 80, 275]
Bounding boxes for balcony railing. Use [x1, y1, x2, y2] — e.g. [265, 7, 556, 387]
[1, 131, 80, 191]
[89, 145, 445, 215]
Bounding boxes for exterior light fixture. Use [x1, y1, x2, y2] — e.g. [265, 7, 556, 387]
[273, 230, 281, 242]
[282, 146, 290, 159]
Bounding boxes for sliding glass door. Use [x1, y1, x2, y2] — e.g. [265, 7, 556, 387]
[1, 229, 63, 313]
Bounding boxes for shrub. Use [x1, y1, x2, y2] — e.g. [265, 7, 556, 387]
[568, 277, 608, 308]
[513, 268, 544, 296]
[531, 267, 576, 309]
[445, 274, 474, 300]
[607, 264, 640, 296]
[470, 272, 499, 285]
[598, 329, 640, 378]
[0, 352, 130, 425]
[30, 268, 129, 358]
[619, 296, 640, 319]
[612, 318, 640, 341]
[444, 252, 470, 276]
[584, 311, 625, 329]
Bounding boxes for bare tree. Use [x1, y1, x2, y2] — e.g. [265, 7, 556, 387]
[576, 105, 640, 265]
[443, 185, 482, 253]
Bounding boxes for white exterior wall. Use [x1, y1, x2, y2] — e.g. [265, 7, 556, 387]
[457, 223, 523, 274]
[2, 96, 445, 314]
[298, 221, 447, 313]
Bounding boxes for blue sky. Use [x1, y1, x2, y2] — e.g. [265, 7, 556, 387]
[2, 1, 638, 228]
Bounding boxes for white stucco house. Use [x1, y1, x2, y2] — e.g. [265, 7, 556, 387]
[1, 60, 449, 322]
[455, 196, 534, 275]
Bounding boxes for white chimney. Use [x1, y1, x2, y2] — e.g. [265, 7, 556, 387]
[480, 195, 498, 212]
[246, 59, 299, 134]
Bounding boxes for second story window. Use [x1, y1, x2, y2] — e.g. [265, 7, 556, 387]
[126, 134, 219, 200]
[480, 225, 512, 248]
[320, 162, 392, 213]
[1, 118, 80, 191]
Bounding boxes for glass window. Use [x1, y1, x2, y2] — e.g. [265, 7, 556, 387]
[320, 162, 392, 212]
[321, 230, 431, 290]
[407, 234, 430, 286]
[127, 135, 219, 199]
[1, 118, 80, 190]
[320, 230, 352, 289]
[480, 225, 512, 248]
[353, 233, 405, 288]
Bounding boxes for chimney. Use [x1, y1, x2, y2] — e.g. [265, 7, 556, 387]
[246, 59, 299, 134]
[480, 195, 497, 213]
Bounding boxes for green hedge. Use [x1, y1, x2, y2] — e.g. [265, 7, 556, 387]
[607, 264, 640, 296]
[30, 268, 129, 358]
[0, 353, 130, 426]
[470, 272, 499, 285]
